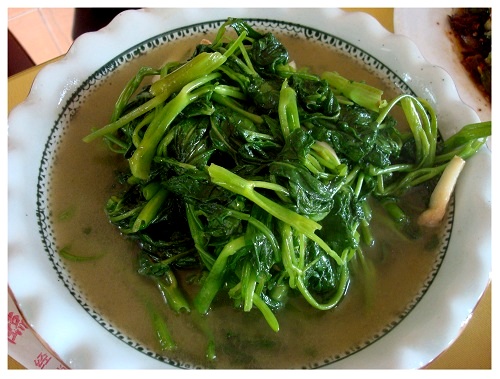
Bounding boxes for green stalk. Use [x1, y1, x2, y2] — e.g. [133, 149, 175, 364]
[211, 91, 264, 124]
[400, 97, 429, 166]
[322, 71, 386, 113]
[186, 203, 215, 270]
[129, 73, 219, 180]
[146, 301, 177, 351]
[149, 52, 226, 97]
[111, 66, 160, 122]
[435, 139, 487, 163]
[252, 293, 280, 332]
[132, 188, 168, 232]
[207, 164, 345, 265]
[241, 261, 257, 312]
[83, 94, 167, 142]
[207, 163, 321, 237]
[441, 121, 491, 153]
[225, 208, 280, 258]
[280, 222, 301, 289]
[142, 181, 161, 200]
[154, 270, 191, 313]
[296, 263, 349, 311]
[278, 79, 301, 137]
[194, 236, 247, 314]
[83, 52, 226, 143]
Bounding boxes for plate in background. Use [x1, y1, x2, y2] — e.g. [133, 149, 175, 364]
[394, 8, 491, 122]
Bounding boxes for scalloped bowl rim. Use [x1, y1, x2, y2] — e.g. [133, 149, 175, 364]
[7, 8, 491, 369]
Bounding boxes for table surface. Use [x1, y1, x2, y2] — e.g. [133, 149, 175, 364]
[7, 8, 491, 370]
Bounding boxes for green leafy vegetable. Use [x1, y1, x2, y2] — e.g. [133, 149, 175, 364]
[83, 17, 491, 359]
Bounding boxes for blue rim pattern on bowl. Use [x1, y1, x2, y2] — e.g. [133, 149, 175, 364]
[35, 18, 453, 368]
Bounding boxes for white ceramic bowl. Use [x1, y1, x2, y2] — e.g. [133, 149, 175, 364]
[8, 8, 491, 369]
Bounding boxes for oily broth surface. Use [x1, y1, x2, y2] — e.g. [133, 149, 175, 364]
[49, 31, 444, 369]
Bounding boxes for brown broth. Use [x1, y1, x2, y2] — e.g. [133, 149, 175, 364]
[48, 31, 446, 369]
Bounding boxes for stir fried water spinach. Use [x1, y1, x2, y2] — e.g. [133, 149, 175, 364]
[83, 18, 490, 357]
